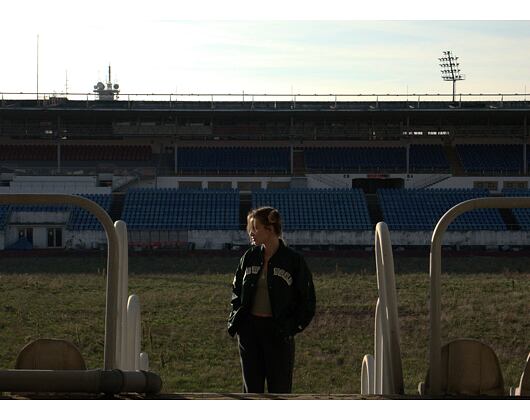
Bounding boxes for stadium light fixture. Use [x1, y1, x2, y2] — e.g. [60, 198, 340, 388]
[439, 51, 465, 102]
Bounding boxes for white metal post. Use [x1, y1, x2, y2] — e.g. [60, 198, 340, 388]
[126, 294, 141, 370]
[114, 220, 129, 369]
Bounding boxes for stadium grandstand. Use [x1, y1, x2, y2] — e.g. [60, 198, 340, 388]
[1, 92, 529, 250]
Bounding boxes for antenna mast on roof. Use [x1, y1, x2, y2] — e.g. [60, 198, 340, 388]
[36, 34, 39, 100]
[439, 51, 465, 102]
[93, 64, 120, 101]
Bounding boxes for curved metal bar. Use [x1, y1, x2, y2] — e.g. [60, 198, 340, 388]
[0, 194, 119, 370]
[0, 369, 162, 394]
[366, 222, 404, 395]
[375, 222, 404, 394]
[429, 197, 530, 396]
[361, 354, 375, 394]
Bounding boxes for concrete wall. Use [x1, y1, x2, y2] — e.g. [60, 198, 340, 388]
[157, 174, 448, 191]
[128, 229, 189, 245]
[188, 230, 249, 249]
[64, 230, 107, 250]
[8, 184, 111, 194]
[284, 230, 374, 246]
[111, 175, 137, 190]
[5, 225, 56, 249]
[429, 176, 530, 192]
[375, 230, 530, 247]
[3, 223, 106, 252]
[8, 173, 521, 193]
[6, 175, 111, 194]
[10, 211, 69, 225]
[178, 229, 530, 248]
[306, 173, 530, 192]
[2, 226, 529, 250]
[307, 173, 415, 189]
[156, 176, 292, 190]
[108, 229, 530, 249]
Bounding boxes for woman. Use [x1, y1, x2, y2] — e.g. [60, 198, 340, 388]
[228, 207, 316, 393]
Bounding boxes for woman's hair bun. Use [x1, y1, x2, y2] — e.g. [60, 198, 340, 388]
[267, 209, 279, 224]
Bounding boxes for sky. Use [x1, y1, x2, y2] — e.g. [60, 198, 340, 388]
[2, 1, 530, 100]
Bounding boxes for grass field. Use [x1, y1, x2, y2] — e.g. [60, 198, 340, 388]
[0, 252, 528, 395]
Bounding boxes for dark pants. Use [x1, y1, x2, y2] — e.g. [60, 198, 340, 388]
[237, 315, 295, 393]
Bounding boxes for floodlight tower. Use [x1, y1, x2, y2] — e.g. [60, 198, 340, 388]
[439, 51, 465, 102]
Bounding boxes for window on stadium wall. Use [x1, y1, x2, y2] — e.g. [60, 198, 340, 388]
[474, 181, 499, 191]
[47, 228, 62, 248]
[351, 178, 404, 194]
[208, 181, 232, 189]
[237, 182, 261, 191]
[267, 182, 290, 190]
[179, 181, 202, 189]
[504, 181, 528, 190]
[18, 228, 33, 244]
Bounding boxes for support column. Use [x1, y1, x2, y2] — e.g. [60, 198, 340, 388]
[406, 143, 410, 175]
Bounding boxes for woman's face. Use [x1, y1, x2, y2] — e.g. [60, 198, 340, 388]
[248, 218, 274, 246]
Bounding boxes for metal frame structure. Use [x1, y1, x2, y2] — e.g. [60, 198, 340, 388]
[0, 194, 156, 394]
[0, 193, 120, 370]
[428, 196, 530, 396]
[362, 198, 530, 397]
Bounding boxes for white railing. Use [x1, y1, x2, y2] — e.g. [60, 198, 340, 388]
[1, 91, 530, 104]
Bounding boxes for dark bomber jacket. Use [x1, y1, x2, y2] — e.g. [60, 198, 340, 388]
[228, 240, 316, 337]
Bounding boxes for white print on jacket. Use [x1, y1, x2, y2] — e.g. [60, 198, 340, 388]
[273, 268, 293, 286]
[234, 266, 262, 286]
[236, 266, 292, 287]
[245, 266, 261, 275]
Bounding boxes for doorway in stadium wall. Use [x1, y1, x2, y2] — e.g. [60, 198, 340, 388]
[18, 228, 34, 245]
[352, 178, 404, 194]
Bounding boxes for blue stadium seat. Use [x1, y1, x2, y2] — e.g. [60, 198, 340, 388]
[251, 188, 372, 231]
[10, 204, 69, 212]
[67, 194, 113, 231]
[409, 145, 450, 173]
[304, 147, 406, 173]
[0, 205, 11, 228]
[456, 144, 524, 175]
[502, 189, 530, 231]
[177, 147, 290, 174]
[378, 188, 506, 231]
[121, 188, 240, 230]
[0, 145, 151, 161]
